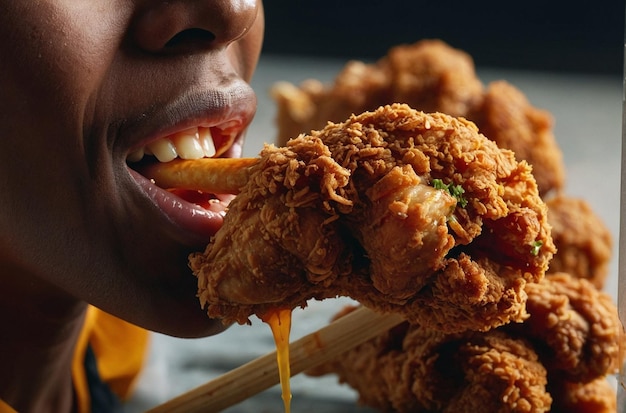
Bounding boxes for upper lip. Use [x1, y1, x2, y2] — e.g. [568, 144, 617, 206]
[112, 77, 257, 245]
[116, 78, 257, 160]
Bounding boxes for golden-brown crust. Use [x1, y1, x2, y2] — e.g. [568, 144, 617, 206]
[271, 40, 565, 196]
[309, 272, 622, 412]
[545, 196, 613, 289]
[138, 157, 258, 194]
[469, 80, 565, 197]
[263, 38, 618, 413]
[191, 104, 554, 333]
[549, 377, 617, 413]
[310, 318, 552, 413]
[514, 272, 621, 383]
[386, 39, 484, 118]
[271, 39, 482, 147]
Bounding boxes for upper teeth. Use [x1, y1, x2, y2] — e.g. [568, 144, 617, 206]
[127, 126, 230, 163]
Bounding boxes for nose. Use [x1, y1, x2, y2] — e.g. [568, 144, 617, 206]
[133, 0, 260, 54]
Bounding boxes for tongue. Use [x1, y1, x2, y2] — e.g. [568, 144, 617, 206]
[169, 188, 219, 210]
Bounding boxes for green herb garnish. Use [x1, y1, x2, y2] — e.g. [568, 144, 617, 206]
[432, 178, 468, 208]
[530, 240, 543, 256]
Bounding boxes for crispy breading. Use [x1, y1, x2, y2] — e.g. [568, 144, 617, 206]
[514, 273, 621, 383]
[386, 39, 484, 118]
[545, 196, 613, 289]
[271, 39, 482, 147]
[272, 40, 565, 196]
[309, 273, 622, 412]
[309, 312, 552, 413]
[549, 377, 617, 413]
[469, 81, 564, 197]
[190, 104, 554, 333]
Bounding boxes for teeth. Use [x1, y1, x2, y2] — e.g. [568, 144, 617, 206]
[172, 128, 204, 160]
[212, 127, 238, 157]
[199, 127, 216, 157]
[127, 147, 145, 162]
[127, 126, 231, 163]
[147, 138, 177, 162]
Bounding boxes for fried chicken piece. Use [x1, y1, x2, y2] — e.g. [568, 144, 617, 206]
[545, 196, 613, 289]
[309, 273, 622, 412]
[549, 377, 617, 413]
[271, 40, 483, 147]
[190, 104, 554, 333]
[386, 40, 484, 119]
[271, 59, 391, 146]
[309, 310, 552, 413]
[513, 272, 621, 383]
[272, 39, 564, 196]
[469, 81, 564, 196]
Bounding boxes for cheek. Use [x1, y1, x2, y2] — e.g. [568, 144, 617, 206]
[230, 4, 265, 81]
[0, 3, 129, 134]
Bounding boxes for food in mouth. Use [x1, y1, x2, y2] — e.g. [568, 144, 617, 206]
[128, 126, 220, 163]
[128, 123, 240, 164]
[140, 157, 258, 196]
[188, 103, 555, 334]
[127, 123, 244, 213]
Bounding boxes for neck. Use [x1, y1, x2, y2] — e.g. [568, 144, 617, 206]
[0, 263, 87, 413]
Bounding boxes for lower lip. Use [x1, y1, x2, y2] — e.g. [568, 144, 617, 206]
[128, 168, 226, 245]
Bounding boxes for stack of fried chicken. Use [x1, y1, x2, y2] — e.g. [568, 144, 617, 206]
[190, 40, 622, 411]
[308, 270, 619, 412]
[271, 39, 564, 199]
[268, 40, 621, 412]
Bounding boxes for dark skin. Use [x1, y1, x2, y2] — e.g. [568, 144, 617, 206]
[0, 1, 264, 411]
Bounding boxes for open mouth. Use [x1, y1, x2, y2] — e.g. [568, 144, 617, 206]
[127, 122, 240, 209]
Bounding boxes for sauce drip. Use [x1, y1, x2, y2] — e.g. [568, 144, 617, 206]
[261, 308, 293, 413]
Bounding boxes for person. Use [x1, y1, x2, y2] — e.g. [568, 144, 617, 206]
[0, 1, 265, 412]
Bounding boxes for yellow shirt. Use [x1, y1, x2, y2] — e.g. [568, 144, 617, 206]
[0, 400, 16, 413]
[0, 306, 149, 413]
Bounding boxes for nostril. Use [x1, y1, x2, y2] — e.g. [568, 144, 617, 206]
[164, 28, 216, 50]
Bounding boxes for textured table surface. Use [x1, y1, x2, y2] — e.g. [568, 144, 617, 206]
[125, 54, 623, 413]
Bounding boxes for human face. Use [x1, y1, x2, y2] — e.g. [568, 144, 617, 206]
[0, 1, 264, 337]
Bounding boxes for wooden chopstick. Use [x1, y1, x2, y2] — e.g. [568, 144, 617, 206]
[140, 157, 259, 194]
[144, 306, 404, 413]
